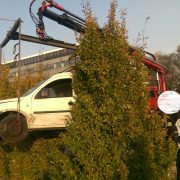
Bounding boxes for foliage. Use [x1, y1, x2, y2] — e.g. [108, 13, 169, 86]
[60, 1, 176, 179]
[156, 47, 180, 93]
[11, 64, 46, 98]
[0, 134, 66, 179]
[0, 65, 15, 99]
[0, 63, 46, 100]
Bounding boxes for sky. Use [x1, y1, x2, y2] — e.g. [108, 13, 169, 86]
[0, 0, 180, 62]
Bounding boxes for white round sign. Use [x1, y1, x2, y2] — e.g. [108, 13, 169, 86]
[157, 91, 180, 114]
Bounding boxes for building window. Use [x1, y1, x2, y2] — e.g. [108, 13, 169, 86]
[53, 64, 57, 69]
[9, 62, 16, 69]
[43, 54, 47, 61]
[61, 62, 65, 68]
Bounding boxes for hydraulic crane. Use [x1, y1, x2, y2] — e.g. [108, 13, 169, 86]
[30, 0, 86, 39]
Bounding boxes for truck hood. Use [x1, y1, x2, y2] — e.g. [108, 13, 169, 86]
[0, 98, 22, 104]
[0, 97, 27, 113]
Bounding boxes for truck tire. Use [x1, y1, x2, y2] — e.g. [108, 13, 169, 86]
[0, 114, 28, 144]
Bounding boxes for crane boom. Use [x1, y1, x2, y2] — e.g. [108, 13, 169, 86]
[0, 18, 77, 50]
[42, 9, 85, 33]
[30, 0, 86, 38]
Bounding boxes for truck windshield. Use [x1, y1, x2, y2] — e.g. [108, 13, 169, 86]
[21, 79, 47, 97]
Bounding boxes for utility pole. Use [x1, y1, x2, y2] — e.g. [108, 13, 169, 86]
[13, 19, 22, 115]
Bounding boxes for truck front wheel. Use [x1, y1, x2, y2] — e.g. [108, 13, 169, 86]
[0, 114, 28, 144]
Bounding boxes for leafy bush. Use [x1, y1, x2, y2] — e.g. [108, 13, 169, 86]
[60, 1, 176, 179]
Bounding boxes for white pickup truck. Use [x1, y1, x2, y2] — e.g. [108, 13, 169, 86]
[0, 72, 74, 143]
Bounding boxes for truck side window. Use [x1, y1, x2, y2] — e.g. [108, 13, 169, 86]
[35, 78, 72, 99]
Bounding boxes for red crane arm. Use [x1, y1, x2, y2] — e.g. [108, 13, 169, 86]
[40, 0, 64, 12]
[35, 0, 86, 39]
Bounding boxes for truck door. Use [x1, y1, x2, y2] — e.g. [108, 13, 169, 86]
[30, 78, 73, 129]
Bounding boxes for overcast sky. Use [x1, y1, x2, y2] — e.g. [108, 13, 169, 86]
[0, 0, 180, 61]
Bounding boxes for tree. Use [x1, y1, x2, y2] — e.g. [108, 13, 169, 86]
[156, 48, 180, 93]
[0, 63, 46, 100]
[11, 63, 46, 97]
[0, 65, 15, 99]
[59, 1, 175, 179]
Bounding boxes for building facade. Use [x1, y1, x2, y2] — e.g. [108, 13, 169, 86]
[4, 48, 74, 79]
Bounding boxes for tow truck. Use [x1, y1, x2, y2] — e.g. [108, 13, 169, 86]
[0, 0, 170, 143]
